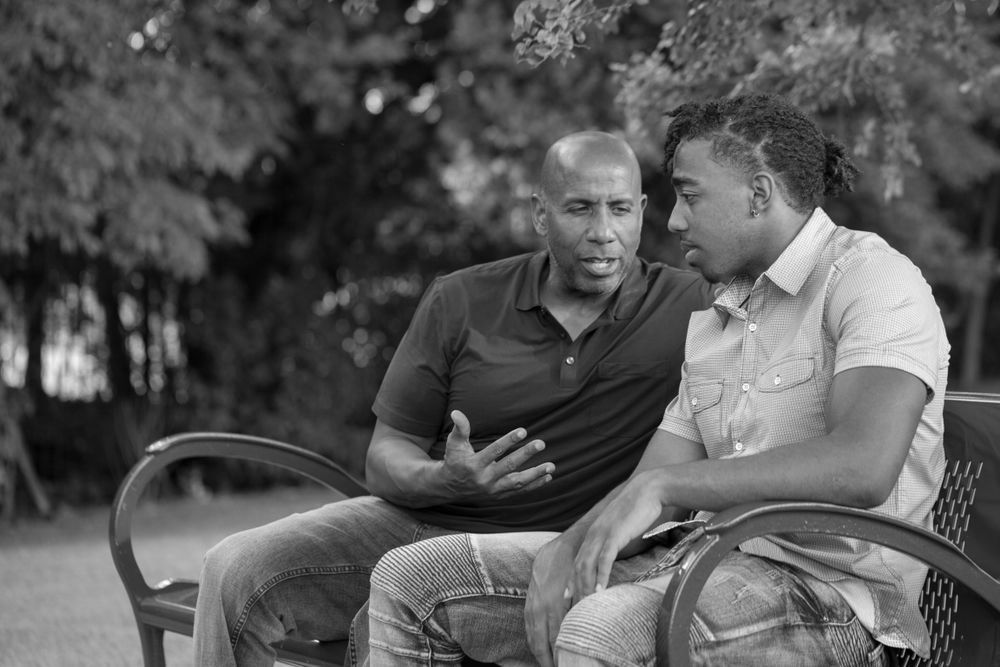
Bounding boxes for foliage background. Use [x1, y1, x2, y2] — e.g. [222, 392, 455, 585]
[1, 0, 998, 511]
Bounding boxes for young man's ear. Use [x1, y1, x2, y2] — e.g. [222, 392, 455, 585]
[531, 194, 548, 235]
[749, 172, 776, 217]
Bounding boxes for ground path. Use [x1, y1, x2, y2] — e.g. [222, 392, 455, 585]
[0, 485, 338, 667]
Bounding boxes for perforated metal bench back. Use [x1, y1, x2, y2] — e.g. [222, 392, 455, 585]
[896, 459, 983, 667]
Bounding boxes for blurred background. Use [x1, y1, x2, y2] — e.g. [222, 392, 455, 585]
[1, 0, 999, 517]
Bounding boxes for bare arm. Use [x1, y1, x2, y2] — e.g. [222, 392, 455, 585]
[364, 410, 555, 507]
[573, 365, 927, 593]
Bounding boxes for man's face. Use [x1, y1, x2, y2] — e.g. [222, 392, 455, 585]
[667, 139, 756, 283]
[533, 160, 646, 297]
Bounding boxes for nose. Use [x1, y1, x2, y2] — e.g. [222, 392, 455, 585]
[587, 207, 615, 244]
[667, 203, 686, 234]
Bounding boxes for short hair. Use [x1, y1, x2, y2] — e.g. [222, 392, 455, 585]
[662, 93, 859, 214]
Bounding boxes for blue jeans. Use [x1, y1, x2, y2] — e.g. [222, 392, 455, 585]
[367, 533, 889, 666]
[192, 496, 458, 667]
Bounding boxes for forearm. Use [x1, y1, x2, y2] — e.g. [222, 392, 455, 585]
[365, 438, 453, 508]
[551, 472, 690, 559]
[646, 432, 899, 513]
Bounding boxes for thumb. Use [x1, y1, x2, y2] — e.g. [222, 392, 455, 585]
[447, 410, 472, 449]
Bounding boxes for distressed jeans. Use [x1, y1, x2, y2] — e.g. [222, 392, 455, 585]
[192, 495, 458, 667]
[367, 532, 890, 666]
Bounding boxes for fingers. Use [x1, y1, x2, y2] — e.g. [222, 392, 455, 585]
[572, 530, 604, 601]
[493, 462, 555, 494]
[478, 425, 532, 462]
[525, 593, 566, 667]
[447, 410, 471, 446]
[525, 612, 556, 667]
[593, 546, 616, 595]
[494, 437, 547, 474]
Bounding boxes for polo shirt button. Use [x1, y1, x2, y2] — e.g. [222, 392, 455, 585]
[741, 382, 750, 392]
[691, 397, 698, 407]
[748, 322, 757, 332]
[735, 441, 744, 452]
[565, 356, 575, 365]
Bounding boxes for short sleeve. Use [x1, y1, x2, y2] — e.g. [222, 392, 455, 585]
[658, 361, 704, 442]
[372, 278, 456, 436]
[826, 250, 944, 397]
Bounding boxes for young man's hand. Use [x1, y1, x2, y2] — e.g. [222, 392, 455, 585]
[525, 536, 576, 667]
[571, 471, 665, 598]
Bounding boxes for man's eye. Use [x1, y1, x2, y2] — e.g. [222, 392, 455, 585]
[612, 206, 632, 215]
[681, 193, 696, 203]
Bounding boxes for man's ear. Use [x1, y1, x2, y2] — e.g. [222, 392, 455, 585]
[531, 194, 547, 235]
[750, 172, 776, 216]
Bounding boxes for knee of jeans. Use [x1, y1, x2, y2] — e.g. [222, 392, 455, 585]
[201, 530, 274, 596]
[371, 535, 484, 614]
[556, 585, 661, 665]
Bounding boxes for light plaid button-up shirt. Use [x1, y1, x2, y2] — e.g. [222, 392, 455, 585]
[659, 208, 949, 656]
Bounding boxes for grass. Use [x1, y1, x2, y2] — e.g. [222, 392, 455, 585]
[0, 484, 341, 667]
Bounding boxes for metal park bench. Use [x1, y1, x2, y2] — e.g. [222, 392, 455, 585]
[110, 392, 1000, 666]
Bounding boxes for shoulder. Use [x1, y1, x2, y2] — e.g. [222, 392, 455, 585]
[825, 229, 933, 301]
[417, 252, 539, 314]
[431, 252, 537, 290]
[637, 257, 716, 306]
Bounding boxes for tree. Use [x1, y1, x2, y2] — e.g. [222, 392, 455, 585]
[0, 0, 284, 480]
[511, 0, 1000, 386]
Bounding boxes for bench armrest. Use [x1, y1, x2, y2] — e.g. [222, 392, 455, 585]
[657, 500, 1000, 666]
[109, 432, 368, 603]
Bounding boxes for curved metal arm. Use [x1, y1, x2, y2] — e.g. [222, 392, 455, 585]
[109, 432, 368, 602]
[657, 501, 1000, 666]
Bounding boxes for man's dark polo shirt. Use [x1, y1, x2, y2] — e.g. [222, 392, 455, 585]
[373, 251, 713, 533]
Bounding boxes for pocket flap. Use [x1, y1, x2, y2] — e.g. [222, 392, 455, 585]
[757, 356, 815, 392]
[687, 380, 723, 413]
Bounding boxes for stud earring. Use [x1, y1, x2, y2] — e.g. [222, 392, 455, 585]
[750, 206, 760, 217]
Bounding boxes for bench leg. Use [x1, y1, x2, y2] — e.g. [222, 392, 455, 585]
[136, 622, 167, 667]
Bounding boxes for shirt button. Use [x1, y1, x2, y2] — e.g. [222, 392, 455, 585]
[735, 441, 744, 452]
[774, 375, 782, 386]
[741, 382, 750, 392]
[691, 397, 699, 407]
[565, 356, 575, 366]
[748, 322, 757, 332]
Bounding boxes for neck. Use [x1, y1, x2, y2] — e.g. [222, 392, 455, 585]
[746, 209, 812, 280]
[540, 279, 616, 341]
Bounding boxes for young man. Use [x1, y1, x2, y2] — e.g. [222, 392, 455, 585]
[192, 131, 712, 666]
[366, 95, 949, 666]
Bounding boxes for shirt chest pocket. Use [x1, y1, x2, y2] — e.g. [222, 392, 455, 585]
[688, 380, 724, 444]
[754, 356, 824, 443]
[756, 356, 815, 393]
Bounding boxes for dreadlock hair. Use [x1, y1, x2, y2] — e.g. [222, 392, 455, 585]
[662, 93, 859, 215]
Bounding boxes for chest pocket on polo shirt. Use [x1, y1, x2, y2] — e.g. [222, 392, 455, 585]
[586, 361, 673, 438]
[688, 380, 724, 445]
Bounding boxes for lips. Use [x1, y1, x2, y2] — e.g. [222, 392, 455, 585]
[581, 257, 619, 277]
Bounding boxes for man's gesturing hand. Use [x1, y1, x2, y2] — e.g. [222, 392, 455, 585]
[440, 410, 554, 498]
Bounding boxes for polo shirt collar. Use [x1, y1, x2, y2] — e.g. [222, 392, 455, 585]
[515, 251, 646, 320]
[712, 207, 836, 322]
